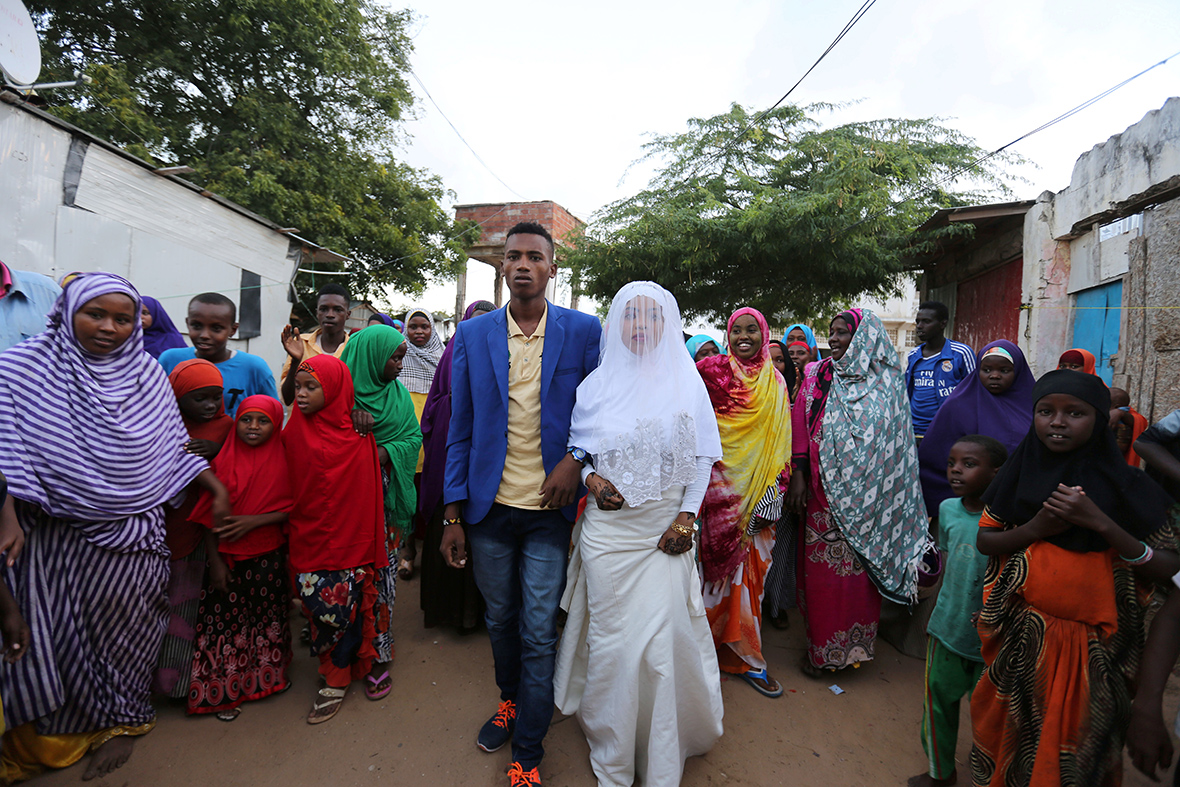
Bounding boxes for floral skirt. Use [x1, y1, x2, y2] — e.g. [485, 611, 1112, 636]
[186, 551, 292, 715]
[298, 563, 394, 684]
[798, 494, 881, 669]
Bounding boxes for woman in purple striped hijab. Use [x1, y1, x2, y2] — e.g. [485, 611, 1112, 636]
[0, 273, 230, 782]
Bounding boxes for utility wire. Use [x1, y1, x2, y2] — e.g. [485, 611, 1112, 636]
[838, 48, 1180, 234]
[683, 0, 878, 180]
[407, 69, 528, 201]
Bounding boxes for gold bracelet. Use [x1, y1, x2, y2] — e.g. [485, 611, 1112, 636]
[670, 520, 694, 539]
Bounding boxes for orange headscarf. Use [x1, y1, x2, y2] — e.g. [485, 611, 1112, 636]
[168, 358, 233, 442]
[1058, 348, 1098, 376]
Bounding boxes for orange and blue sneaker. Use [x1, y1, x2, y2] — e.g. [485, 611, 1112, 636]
[476, 699, 516, 753]
[506, 762, 541, 786]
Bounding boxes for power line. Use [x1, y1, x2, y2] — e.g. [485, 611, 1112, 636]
[838, 48, 1180, 235]
[407, 69, 528, 201]
[683, 0, 879, 180]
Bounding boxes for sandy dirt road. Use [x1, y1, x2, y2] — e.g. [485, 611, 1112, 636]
[27, 578, 1180, 787]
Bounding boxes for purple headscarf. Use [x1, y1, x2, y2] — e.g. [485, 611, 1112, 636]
[418, 301, 497, 516]
[916, 339, 1035, 517]
[0, 273, 208, 553]
[140, 295, 189, 359]
[369, 312, 398, 328]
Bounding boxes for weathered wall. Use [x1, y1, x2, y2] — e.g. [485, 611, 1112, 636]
[1021, 97, 1180, 381]
[1119, 196, 1180, 420]
[1019, 192, 1072, 376]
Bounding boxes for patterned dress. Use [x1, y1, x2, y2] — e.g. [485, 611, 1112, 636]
[793, 358, 881, 669]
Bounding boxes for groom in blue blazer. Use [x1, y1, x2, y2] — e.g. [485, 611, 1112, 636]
[442, 221, 601, 785]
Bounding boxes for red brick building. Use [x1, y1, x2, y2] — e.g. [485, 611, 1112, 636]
[454, 201, 584, 309]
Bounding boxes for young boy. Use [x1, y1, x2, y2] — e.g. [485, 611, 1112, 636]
[158, 293, 279, 417]
[910, 434, 1007, 787]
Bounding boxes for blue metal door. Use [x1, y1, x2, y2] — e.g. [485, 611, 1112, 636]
[1071, 280, 1122, 385]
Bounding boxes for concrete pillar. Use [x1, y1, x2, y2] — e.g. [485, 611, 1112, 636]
[493, 267, 503, 308]
[454, 265, 467, 324]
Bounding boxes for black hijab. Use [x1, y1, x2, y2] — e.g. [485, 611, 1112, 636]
[769, 339, 798, 396]
[982, 369, 1172, 552]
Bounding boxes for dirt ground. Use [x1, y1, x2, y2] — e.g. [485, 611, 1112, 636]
[27, 576, 1180, 787]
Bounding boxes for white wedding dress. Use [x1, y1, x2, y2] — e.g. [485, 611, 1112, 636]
[554, 487, 724, 787]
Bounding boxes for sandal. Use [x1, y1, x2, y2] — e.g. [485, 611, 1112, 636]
[216, 708, 240, 722]
[307, 686, 346, 724]
[365, 670, 392, 700]
[737, 667, 783, 698]
[396, 557, 415, 581]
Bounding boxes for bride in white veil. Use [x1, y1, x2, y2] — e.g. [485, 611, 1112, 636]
[554, 281, 724, 787]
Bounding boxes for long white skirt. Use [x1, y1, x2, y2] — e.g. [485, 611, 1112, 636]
[554, 488, 724, 787]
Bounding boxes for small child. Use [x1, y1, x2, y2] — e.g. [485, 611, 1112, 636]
[158, 292, 279, 417]
[283, 355, 385, 724]
[153, 359, 234, 698]
[971, 370, 1180, 786]
[909, 434, 1006, 787]
[1108, 387, 1149, 467]
[187, 395, 293, 721]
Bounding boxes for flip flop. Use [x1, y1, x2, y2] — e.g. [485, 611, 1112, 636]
[216, 708, 240, 722]
[737, 667, 783, 698]
[307, 686, 346, 724]
[365, 670, 392, 700]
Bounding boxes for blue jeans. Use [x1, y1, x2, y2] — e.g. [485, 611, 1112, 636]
[467, 504, 570, 769]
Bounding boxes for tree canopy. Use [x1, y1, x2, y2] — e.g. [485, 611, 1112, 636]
[29, 0, 471, 307]
[567, 103, 1021, 327]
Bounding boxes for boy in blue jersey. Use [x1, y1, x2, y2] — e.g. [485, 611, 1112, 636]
[158, 293, 278, 417]
[905, 301, 975, 441]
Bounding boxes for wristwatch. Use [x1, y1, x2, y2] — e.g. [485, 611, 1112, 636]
[567, 446, 589, 465]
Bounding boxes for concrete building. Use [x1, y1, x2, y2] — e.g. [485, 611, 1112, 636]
[1021, 96, 1180, 418]
[0, 92, 344, 376]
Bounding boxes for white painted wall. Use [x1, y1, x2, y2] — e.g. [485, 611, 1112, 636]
[0, 101, 298, 377]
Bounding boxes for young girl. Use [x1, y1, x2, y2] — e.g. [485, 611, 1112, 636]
[153, 359, 233, 699]
[187, 395, 293, 720]
[284, 355, 385, 724]
[340, 325, 421, 698]
[918, 341, 1035, 522]
[972, 370, 1180, 786]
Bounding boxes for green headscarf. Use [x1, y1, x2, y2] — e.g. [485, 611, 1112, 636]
[340, 325, 422, 539]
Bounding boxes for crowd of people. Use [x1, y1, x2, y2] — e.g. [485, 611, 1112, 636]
[2, 227, 1180, 786]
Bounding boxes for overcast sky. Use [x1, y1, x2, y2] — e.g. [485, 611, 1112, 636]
[381, 0, 1180, 320]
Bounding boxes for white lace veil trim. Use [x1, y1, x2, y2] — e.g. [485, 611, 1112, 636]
[568, 282, 721, 506]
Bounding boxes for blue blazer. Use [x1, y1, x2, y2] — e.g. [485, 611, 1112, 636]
[444, 302, 602, 524]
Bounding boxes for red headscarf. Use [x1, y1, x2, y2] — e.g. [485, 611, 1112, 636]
[281, 355, 385, 573]
[191, 395, 292, 559]
[168, 358, 233, 442]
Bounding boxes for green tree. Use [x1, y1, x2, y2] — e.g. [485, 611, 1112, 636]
[568, 103, 1021, 327]
[29, 0, 472, 305]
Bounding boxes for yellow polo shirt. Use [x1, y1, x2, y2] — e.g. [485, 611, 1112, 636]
[280, 327, 351, 382]
[496, 303, 547, 509]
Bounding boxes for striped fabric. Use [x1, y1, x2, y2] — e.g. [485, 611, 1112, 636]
[2, 505, 169, 733]
[0, 272, 207, 554]
[0, 273, 207, 734]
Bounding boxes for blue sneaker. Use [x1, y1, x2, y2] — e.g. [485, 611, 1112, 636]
[477, 699, 516, 753]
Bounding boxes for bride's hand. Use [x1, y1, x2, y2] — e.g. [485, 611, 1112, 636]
[588, 473, 625, 511]
[658, 513, 696, 555]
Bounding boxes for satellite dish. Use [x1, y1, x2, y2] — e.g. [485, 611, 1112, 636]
[0, 0, 41, 86]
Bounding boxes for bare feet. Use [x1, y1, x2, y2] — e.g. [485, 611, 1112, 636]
[907, 771, 957, 787]
[82, 735, 135, 781]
